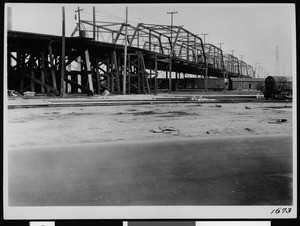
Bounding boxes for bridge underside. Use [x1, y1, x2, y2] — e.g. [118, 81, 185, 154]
[7, 31, 240, 95]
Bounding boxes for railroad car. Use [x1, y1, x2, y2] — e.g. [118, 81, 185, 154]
[263, 76, 292, 99]
[156, 78, 225, 91]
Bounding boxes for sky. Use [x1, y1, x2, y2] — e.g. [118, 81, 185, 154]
[5, 3, 296, 78]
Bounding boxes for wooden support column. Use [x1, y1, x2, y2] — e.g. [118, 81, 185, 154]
[175, 71, 178, 91]
[110, 54, 114, 93]
[117, 54, 122, 93]
[113, 51, 120, 93]
[154, 55, 158, 94]
[41, 52, 45, 93]
[67, 55, 72, 93]
[18, 53, 24, 93]
[205, 68, 208, 92]
[96, 58, 101, 94]
[127, 55, 131, 94]
[139, 53, 145, 94]
[48, 46, 58, 90]
[137, 55, 141, 93]
[140, 53, 150, 93]
[30, 58, 35, 92]
[77, 55, 82, 93]
[106, 60, 110, 91]
[85, 50, 94, 92]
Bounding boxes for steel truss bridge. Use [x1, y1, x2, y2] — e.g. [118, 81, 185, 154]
[7, 19, 254, 96]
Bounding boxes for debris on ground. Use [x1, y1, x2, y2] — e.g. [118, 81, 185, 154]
[101, 90, 110, 96]
[245, 106, 251, 109]
[268, 119, 287, 124]
[191, 96, 216, 102]
[149, 129, 163, 133]
[191, 96, 203, 101]
[150, 126, 179, 135]
[133, 111, 156, 116]
[206, 131, 210, 134]
[8, 90, 20, 97]
[245, 128, 254, 132]
[215, 105, 222, 107]
[23, 91, 36, 98]
[278, 119, 287, 123]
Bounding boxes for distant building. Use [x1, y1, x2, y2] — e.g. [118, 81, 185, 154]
[229, 78, 265, 91]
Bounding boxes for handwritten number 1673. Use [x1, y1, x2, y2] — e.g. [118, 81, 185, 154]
[271, 208, 292, 214]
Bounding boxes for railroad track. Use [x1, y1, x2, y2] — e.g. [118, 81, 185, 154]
[7, 96, 292, 109]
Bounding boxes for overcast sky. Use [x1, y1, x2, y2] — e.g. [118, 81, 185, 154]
[6, 3, 296, 77]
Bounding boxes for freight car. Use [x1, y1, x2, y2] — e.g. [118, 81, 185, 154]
[263, 76, 292, 100]
[156, 77, 225, 90]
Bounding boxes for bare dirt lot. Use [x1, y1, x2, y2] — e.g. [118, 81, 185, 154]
[6, 99, 293, 148]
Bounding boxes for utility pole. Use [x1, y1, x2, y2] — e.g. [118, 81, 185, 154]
[60, 6, 66, 97]
[75, 7, 84, 35]
[167, 11, 177, 92]
[275, 45, 279, 76]
[218, 43, 224, 49]
[93, 7, 96, 40]
[201, 33, 209, 44]
[123, 6, 128, 95]
[167, 11, 178, 49]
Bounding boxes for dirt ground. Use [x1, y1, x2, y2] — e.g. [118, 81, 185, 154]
[6, 99, 293, 148]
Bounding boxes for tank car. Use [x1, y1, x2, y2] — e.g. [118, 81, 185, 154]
[264, 76, 292, 99]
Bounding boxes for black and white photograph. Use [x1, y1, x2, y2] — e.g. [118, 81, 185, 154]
[3, 2, 297, 219]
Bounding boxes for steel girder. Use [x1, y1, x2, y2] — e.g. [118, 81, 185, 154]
[204, 44, 224, 71]
[224, 54, 240, 76]
[73, 21, 207, 66]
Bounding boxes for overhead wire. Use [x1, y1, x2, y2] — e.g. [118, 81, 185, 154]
[69, 5, 171, 26]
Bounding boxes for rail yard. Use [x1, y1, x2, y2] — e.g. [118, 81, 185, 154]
[5, 4, 295, 218]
